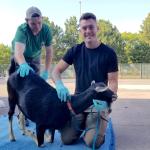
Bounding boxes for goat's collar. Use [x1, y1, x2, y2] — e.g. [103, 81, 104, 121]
[67, 101, 76, 115]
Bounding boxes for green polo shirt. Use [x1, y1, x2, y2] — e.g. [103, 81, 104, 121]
[12, 23, 52, 59]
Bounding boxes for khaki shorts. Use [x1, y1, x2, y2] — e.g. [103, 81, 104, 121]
[60, 109, 109, 148]
[84, 110, 109, 148]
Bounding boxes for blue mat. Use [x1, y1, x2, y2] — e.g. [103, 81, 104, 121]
[0, 115, 115, 150]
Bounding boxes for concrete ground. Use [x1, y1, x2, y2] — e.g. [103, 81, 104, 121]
[0, 78, 150, 150]
[111, 99, 150, 150]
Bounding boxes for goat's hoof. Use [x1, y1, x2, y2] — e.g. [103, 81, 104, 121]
[10, 139, 16, 142]
[48, 140, 54, 143]
[47, 137, 53, 143]
[45, 134, 53, 143]
[38, 144, 45, 147]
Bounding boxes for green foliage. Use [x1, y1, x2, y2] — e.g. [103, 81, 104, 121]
[121, 32, 140, 63]
[0, 43, 11, 76]
[121, 32, 150, 63]
[64, 16, 79, 49]
[140, 13, 150, 45]
[42, 17, 65, 63]
[0, 43, 11, 64]
[97, 20, 126, 63]
[42, 16, 79, 63]
[129, 40, 150, 63]
[121, 32, 139, 41]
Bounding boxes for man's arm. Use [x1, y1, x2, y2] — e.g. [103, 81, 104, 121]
[14, 42, 34, 77]
[108, 71, 118, 94]
[40, 45, 53, 80]
[14, 42, 26, 64]
[52, 59, 70, 82]
[44, 45, 53, 71]
[52, 59, 70, 102]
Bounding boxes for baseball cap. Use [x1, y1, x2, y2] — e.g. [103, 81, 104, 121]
[26, 6, 42, 19]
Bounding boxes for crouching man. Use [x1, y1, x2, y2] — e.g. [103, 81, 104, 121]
[52, 12, 118, 149]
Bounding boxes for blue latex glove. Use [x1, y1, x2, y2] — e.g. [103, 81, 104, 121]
[55, 80, 70, 102]
[17, 63, 34, 77]
[40, 70, 49, 80]
[93, 99, 108, 111]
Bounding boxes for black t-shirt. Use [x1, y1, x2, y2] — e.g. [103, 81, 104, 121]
[63, 42, 118, 94]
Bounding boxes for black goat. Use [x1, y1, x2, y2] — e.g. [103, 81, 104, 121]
[7, 71, 116, 147]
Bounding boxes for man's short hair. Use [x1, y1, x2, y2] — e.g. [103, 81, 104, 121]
[26, 6, 42, 19]
[79, 12, 96, 22]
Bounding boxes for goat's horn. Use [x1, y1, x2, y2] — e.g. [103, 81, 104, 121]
[91, 80, 95, 85]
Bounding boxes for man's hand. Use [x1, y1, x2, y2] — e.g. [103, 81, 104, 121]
[93, 99, 108, 111]
[17, 63, 34, 77]
[40, 70, 49, 80]
[55, 80, 70, 102]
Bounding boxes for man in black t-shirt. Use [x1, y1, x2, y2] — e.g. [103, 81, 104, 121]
[52, 12, 118, 148]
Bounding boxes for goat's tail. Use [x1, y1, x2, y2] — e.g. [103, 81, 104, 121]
[8, 58, 17, 76]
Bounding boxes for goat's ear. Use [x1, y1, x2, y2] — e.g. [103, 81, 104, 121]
[95, 86, 108, 92]
[91, 80, 95, 85]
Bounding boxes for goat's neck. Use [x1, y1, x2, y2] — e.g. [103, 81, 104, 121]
[70, 88, 97, 114]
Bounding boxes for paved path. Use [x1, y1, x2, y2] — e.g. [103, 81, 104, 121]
[111, 99, 150, 150]
[1, 79, 150, 98]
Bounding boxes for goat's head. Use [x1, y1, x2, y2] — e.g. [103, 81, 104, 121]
[90, 81, 117, 103]
[90, 81, 108, 92]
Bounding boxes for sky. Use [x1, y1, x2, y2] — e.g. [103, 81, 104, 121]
[0, 0, 149, 45]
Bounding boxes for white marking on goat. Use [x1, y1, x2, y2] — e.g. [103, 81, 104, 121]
[9, 117, 16, 141]
[9, 111, 39, 146]
[24, 129, 38, 146]
[95, 86, 108, 92]
[18, 111, 26, 135]
[44, 131, 52, 143]
[91, 80, 96, 85]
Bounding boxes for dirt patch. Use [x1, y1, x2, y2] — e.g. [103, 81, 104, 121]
[1, 79, 150, 99]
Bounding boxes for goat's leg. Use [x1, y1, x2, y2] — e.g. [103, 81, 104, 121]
[36, 125, 46, 147]
[23, 129, 38, 146]
[44, 129, 55, 143]
[17, 111, 39, 146]
[8, 98, 16, 141]
[17, 114, 38, 146]
[50, 129, 55, 143]
[8, 114, 16, 141]
[18, 111, 26, 135]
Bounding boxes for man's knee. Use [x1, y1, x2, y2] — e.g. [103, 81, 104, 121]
[83, 111, 109, 148]
[60, 121, 82, 145]
[61, 134, 78, 145]
[60, 113, 85, 145]
[60, 127, 80, 145]
[84, 132, 105, 149]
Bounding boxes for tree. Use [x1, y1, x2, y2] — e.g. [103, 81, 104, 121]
[140, 13, 150, 45]
[97, 20, 126, 63]
[0, 43, 11, 76]
[64, 16, 79, 49]
[129, 40, 150, 63]
[121, 32, 140, 63]
[51, 22, 66, 62]
[0, 43, 11, 64]
[42, 17, 65, 63]
[121, 32, 150, 63]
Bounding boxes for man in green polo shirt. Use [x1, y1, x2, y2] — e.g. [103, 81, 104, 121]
[10, 6, 53, 80]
